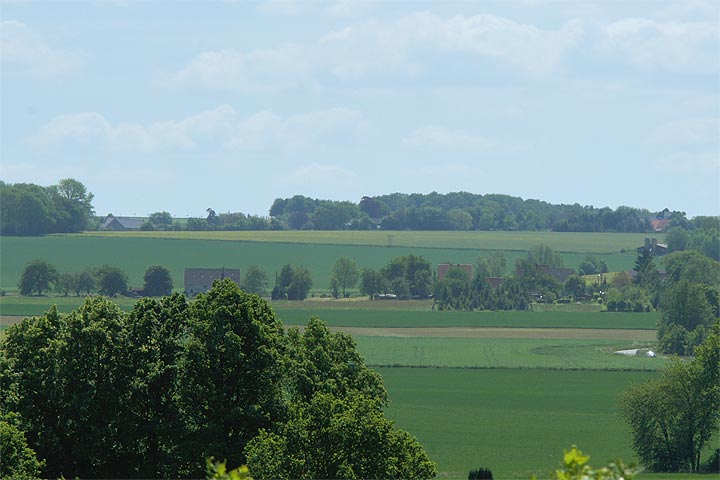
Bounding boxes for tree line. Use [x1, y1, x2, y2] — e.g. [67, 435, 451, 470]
[0, 280, 437, 479]
[0, 179, 95, 235]
[17, 260, 173, 298]
[3, 179, 716, 235]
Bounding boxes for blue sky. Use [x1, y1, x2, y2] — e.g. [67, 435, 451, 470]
[1, 0, 718, 218]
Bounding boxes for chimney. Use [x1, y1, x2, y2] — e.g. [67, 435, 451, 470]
[645, 237, 651, 251]
[651, 238, 657, 250]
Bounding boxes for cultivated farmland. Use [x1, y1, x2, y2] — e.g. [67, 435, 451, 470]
[3, 230, 695, 479]
[1, 231, 651, 293]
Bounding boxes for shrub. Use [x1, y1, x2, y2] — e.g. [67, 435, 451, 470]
[468, 467, 493, 479]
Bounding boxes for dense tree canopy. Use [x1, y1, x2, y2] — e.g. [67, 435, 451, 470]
[620, 326, 720, 473]
[330, 257, 359, 298]
[95, 264, 129, 296]
[18, 259, 58, 296]
[143, 265, 174, 296]
[0, 281, 436, 479]
[0, 179, 95, 235]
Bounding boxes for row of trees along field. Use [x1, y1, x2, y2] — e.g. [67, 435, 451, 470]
[17, 261, 173, 298]
[0, 280, 437, 479]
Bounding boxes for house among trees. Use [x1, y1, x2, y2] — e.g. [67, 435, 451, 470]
[637, 237, 668, 256]
[515, 264, 575, 283]
[437, 263, 473, 281]
[184, 267, 241, 296]
[102, 214, 144, 231]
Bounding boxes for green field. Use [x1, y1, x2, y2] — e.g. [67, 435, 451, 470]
[71, 230, 657, 253]
[378, 368, 657, 479]
[0, 295, 659, 330]
[4, 230, 703, 479]
[0, 232, 643, 293]
[355, 337, 665, 371]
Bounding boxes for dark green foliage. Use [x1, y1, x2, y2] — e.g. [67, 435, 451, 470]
[381, 254, 433, 299]
[285, 318, 386, 404]
[632, 250, 660, 291]
[330, 257, 359, 298]
[18, 259, 58, 296]
[75, 270, 96, 296]
[620, 325, 720, 472]
[662, 250, 720, 287]
[95, 264, 129, 296]
[0, 179, 94, 235]
[468, 467, 493, 479]
[0, 282, 437, 480]
[577, 255, 609, 275]
[143, 265, 173, 296]
[148, 211, 173, 229]
[435, 267, 470, 311]
[178, 280, 286, 475]
[359, 268, 387, 299]
[271, 264, 313, 300]
[0, 414, 45, 480]
[658, 281, 716, 355]
[245, 393, 437, 480]
[241, 266, 269, 296]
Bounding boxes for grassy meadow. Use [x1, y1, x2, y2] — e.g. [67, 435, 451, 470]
[0, 231, 648, 293]
[4, 230, 701, 479]
[379, 368, 656, 479]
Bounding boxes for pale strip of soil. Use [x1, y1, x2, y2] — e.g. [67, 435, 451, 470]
[0, 316, 26, 327]
[289, 325, 657, 341]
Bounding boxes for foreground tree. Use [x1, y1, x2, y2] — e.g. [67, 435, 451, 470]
[143, 265, 174, 296]
[330, 257, 359, 298]
[246, 319, 435, 480]
[620, 325, 720, 472]
[18, 259, 58, 296]
[178, 279, 286, 475]
[0, 414, 45, 479]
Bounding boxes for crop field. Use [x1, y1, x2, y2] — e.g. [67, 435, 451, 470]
[378, 368, 657, 479]
[353, 336, 664, 370]
[276, 308, 659, 330]
[1, 232, 643, 292]
[0, 296, 660, 329]
[4, 230, 701, 479]
[72, 230, 657, 253]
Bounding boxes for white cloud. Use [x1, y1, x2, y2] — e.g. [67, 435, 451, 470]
[170, 44, 311, 91]
[600, 18, 719, 72]
[169, 12, 583, 91]
[0, 20, 84, 75]
[403, 126, 496, 151]
[32, 106, 365, 153]
[648, 117, 719, 144]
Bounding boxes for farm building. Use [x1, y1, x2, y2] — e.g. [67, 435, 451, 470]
[438, 263, 473, 281]
[184, 267, 241, 296]
[636, 237, 668, 256]
[102, 214, 143, 231]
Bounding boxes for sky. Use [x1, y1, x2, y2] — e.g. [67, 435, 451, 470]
[1, 0, 718, 219]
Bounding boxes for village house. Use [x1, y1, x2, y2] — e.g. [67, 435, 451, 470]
[102, 214, 144, 231]
[437, 263, 473, 281]
[184, 267, 241, 296]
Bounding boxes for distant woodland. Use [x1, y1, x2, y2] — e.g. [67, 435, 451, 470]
[1, 179, 717, 235]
